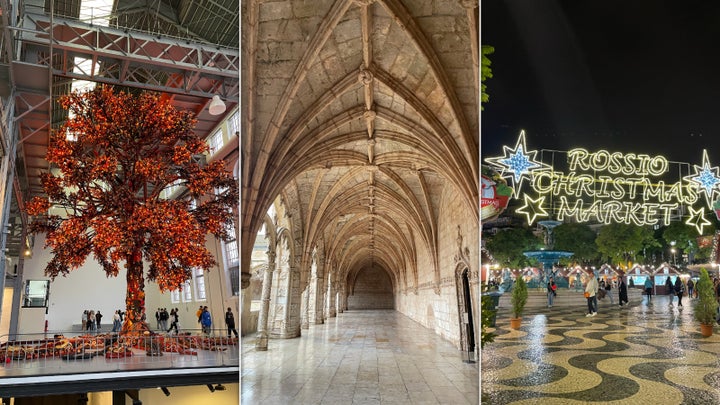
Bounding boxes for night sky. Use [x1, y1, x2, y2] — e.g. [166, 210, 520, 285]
[481, 0, 720, 166]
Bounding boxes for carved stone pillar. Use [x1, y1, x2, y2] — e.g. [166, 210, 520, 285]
[311, 272, 324, 324]
[301, 285, 310, 329]
[255, 251, 276, 351]
[326, 278, 336, 318]
[335, 288, 343, 314]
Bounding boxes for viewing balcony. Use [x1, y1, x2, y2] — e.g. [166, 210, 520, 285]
[0, 329, 239, 397]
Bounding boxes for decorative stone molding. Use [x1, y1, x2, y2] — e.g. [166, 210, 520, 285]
[241, 272, 251, 289]
[354, 0, 375, 6]
[459, 0, 478, 9]
[358, 68, 374, 84]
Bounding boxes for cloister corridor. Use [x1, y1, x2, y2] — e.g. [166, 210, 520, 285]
[240, 310, 479, 404]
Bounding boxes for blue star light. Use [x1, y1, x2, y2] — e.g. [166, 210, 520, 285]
[683, 149, 720, 209]
[500, 144, 536, 182]
[485, 130, 550, 197]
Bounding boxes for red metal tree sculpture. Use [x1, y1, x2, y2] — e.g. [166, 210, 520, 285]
[25, 87, 238, 334]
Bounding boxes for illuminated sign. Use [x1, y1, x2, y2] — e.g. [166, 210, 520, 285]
[486, 131, 717, 233]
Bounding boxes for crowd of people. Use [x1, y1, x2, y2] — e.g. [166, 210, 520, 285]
[78, 306, 238, 337]
[544, 273, 631, 317]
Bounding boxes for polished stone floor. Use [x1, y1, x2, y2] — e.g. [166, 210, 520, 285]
[483, 293, 720, 404]
[241, 310, 479, 404]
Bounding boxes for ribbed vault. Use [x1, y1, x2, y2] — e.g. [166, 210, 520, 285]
[241, 0, 479, 293]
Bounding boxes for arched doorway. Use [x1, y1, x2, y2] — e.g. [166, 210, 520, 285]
[456, 265, 476, 363]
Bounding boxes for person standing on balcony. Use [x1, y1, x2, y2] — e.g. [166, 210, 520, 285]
[225, 307, 239, 338]
[167, 308, 179, 334]
[112, 310, 121, 332]
[88, 310, 96, 332]
[96, 311, 103, 330]
[196, 305, 203, 324]
[81, 310, 88, 331]
[155, 308, 162, 330]
[200, 306, 212, 335]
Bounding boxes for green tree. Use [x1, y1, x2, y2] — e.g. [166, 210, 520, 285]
[485, 228, 542, 268]
[480, 295, 496, 348]
[553, 223, 598, 265]
[596, 224, 658, 267]
[662, 222, 696, 254]
[481, 45, 494, 109]
[662, 221, 716, 264]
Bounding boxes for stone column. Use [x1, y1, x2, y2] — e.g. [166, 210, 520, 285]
[313, 272, 325, 324]
[301, 285, 310, 329]
[255, 251, 276, 351]
[335, 287, 343, 314]
[326, 277, 336, 318]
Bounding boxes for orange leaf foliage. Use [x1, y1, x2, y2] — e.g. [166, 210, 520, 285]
[24, 86, 238, 294]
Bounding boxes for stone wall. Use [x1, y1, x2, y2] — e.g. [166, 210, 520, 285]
[393, 181, 478, 349]
[347, 266, 394, 309]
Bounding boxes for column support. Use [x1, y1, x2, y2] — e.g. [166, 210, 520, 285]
[255, 251, 276, 351]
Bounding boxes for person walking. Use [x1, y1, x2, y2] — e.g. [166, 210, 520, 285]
[167, 309, 179, 334]
[585, 274, 598, 317]
[644, 277, 653, 301]
[674, 277, 684, 307]
[687, 278, 695, 299]
[225, 307, 239, 338]
[547, 277, 557, 308]
[605, 279, 614, 305]
[200, 306, 212, 335]
[618, 275, 629, 307]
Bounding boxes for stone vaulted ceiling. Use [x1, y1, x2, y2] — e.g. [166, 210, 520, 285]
[241, 0, 479, 285]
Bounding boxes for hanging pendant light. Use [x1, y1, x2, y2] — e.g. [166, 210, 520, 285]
[208, 95, 226, 116]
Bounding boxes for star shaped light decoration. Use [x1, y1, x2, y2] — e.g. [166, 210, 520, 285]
[485, 130, 550, 197]
[683, 149, 720, 209]
[516, 195, 549, 225]
[686, 206, 711, 234]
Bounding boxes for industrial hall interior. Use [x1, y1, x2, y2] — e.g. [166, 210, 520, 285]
[0, 0, 241, 404]
[241, 0, 480, 404]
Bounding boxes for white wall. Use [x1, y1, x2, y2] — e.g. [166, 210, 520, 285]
[0, 287, 13, 338]
[21, 234, 238, 335]
[21, 234, 126, 333]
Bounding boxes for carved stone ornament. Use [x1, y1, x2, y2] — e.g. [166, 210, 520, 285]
[354, 0, 375, 6]
[358, 68, 374, 85]
[459, 0, 478, 9]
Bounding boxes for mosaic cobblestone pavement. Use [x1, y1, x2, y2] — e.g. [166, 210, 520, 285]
[482, 294, 720, 404]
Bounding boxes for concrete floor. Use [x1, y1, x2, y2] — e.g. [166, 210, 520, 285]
[241, 310, 479, 404]
[483, 293, 720, 404]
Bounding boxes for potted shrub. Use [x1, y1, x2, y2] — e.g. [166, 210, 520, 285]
[694, 268, 717, 337]
[510, 276, 528, 329]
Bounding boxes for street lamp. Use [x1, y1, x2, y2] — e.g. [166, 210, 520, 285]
[671, 248, 677, 266]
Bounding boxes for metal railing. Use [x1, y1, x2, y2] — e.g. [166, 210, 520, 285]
[0, 329, 238, 376]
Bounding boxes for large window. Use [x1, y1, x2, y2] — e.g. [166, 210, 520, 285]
[23, 280, 50, 308]
[194, 267, 207, 301]
[228, 110, 239, 136]
[207, 128, 224, 154]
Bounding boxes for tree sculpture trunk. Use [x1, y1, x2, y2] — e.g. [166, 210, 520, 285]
[122, 249, 150, 334]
